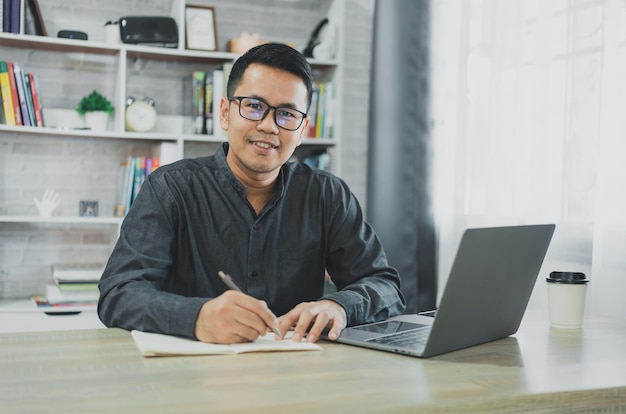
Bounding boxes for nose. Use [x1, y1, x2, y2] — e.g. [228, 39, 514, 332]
[256, 108, 280, 133]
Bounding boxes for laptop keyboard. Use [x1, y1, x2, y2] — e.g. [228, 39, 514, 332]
[366, 327, 431, 347]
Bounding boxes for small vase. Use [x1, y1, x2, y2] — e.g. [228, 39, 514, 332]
[84, 111, 111, 131]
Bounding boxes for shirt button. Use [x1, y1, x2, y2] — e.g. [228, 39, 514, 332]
[253, 223, 260, 230]
[251, 271, 259, 278]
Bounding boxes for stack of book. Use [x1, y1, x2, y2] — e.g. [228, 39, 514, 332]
[306, 81, 335, 139]
[0, 60, 45, 128]
[114, 156, 161, 217]
[32, 263, 104, 308]
[191, 64, 229, 136]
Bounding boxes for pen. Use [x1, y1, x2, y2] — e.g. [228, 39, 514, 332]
[218, 271, 281, 337]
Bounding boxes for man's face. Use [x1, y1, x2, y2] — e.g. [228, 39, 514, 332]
[219, 63, 310, 182]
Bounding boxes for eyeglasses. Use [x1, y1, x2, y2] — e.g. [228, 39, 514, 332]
[228, 96, 307, 131]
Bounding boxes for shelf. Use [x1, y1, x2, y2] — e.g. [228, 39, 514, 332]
[0, 216, 123, 225]
[0, 124, 336, 146]
[0, 33, 337, 68]
[0, 124, 179, 142]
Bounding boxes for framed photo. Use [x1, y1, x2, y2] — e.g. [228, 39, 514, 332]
[27, 0, 48, 36]
[185, 5, 217, 51]
[79, 200, 99, 217]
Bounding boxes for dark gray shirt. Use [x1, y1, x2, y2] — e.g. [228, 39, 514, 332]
[98, 143, 405, 339]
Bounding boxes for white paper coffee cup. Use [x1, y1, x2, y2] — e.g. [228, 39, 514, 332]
[546, 271, 589, 329]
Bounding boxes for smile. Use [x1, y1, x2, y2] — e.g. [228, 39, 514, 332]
[253, 141, 277, 149]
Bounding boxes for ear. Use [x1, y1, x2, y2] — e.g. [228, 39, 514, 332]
[219, 97, 230, 131]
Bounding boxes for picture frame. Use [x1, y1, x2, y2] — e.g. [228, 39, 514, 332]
[185, 5, 217, 51]
[27, 0, 48, 36]
[79, 200, 99, 217]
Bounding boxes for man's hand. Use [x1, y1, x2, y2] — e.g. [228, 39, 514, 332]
[277, 300, 347, 343]
[194, 291, 280, 344]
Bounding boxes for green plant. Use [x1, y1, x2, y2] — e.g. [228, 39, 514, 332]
[76, 90, 115, 115]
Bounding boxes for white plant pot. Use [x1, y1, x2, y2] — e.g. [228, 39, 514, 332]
[84, 111, 111, 131]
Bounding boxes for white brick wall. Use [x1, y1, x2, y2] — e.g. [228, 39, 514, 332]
[0, 0, 374, 299]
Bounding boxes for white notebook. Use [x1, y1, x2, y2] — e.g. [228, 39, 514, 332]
[131, 330, 322, 357]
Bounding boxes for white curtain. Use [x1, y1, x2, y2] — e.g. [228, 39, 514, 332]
[430, 0, 626, 317]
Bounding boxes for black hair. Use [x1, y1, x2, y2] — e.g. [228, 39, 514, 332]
[226, 43, 314, 112]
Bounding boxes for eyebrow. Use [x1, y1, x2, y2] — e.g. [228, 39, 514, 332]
[246, 95, 301, 111]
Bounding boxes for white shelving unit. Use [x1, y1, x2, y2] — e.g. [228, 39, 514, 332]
[0, 0, 344, 330]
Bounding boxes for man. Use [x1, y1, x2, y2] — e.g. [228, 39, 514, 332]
[98, 43, 405, 344]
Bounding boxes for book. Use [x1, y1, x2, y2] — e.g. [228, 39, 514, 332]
[12, 62, 31, 126]
[113, 156, 161, 215]
[0, 61, 16, 125]
[191, 71, 205, 134]
[202, 70, 213, 134]
[45, 284, 99, 302]
[6, 62, 22, 125]
[28, 72, 44, 126]
[212, 68, 224, 135]
[32, 294, 97, 308]
[7, 0, 19, 34]
[307, 85, 319, 138]
[131, 330, 322, 357]
[2, 0, 7, 33]
[51, 263, 105, 283]
[22, 71, 36, 126]
[315, 82, 326, 138]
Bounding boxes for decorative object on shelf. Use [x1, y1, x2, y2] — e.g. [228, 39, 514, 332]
[79, 200, 99, 217]
[228, 32, 264, 54]
[34, 189, 61, 217]
[118, 16, 178, 48]
[185, 5, 217, 51]
[76, 90, 114, 131]
[125, 97, 157, 132]
[104, 20, 120, 44]
[303, 18, 337, 60]
[303, 18, 328, 57]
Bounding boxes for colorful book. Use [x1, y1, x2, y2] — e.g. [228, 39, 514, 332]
[28, 72, 44, 126]
[307, 85, 320, 138]
[32, 294, 97, 308]
[192, 71, 205, 134]
[212, 68, 224, 135]
[202, 71, 213, 135]
[315, 82, 326, 138]
[0, 61, 16, 125]
[6, 62, 22, 125]
[11, 63, 31, 126]
[22, 71, 37, 126]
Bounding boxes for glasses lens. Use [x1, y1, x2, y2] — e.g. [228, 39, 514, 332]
[275, 108, 303, 130]
[239, 98, 267, 121]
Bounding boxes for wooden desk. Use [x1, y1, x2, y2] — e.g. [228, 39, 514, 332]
[2, 311, 626, 413]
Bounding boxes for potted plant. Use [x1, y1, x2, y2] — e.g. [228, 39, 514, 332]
[76, 90, 114, 131]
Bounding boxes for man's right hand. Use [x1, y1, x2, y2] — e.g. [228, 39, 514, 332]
[193, 290, 280, 344]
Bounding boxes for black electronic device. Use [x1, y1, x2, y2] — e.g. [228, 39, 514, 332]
[119, 16, 178, 48]
[57, 30, 88, 40]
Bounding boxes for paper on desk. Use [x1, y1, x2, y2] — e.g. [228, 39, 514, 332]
[131, 330, 322, 357]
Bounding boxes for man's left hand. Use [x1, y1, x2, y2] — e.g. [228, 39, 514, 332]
[277, 300, 347, 343]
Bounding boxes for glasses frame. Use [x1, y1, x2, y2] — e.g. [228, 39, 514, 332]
[228, 96, 307, 131]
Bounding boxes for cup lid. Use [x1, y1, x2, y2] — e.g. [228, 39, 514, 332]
[546, 271, 589, 284]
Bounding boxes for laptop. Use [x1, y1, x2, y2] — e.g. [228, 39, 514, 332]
[335, 224, 555, 358]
